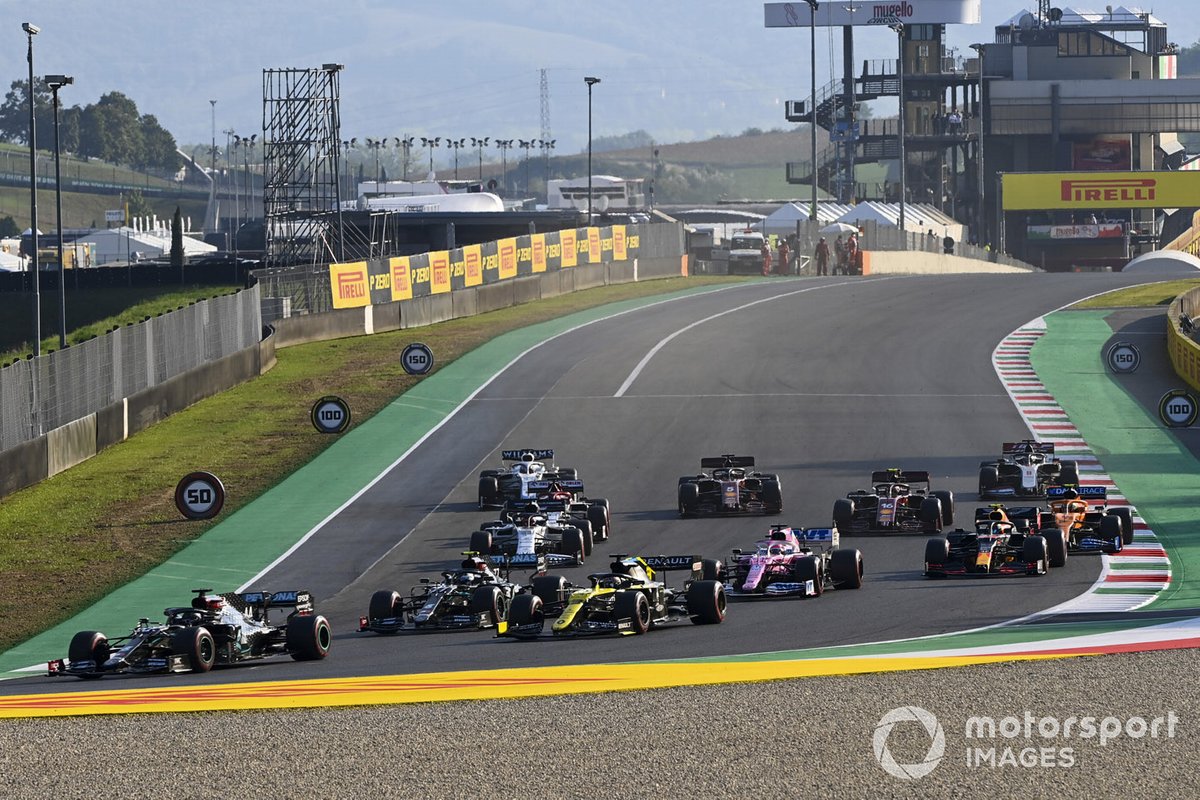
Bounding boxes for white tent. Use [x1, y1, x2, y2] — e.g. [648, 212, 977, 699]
[1123, 250, 1200, 274]
[0, 250, 23, 271]
[835, 201, 900, 228]
[75, 226, 216, 266]
[760, 203, 810, 235]
[761, 201, 856, 235]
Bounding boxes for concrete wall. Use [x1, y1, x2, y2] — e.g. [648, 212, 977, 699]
[267, 254, 687, 350]
[866, 250, 1034, 275]
[0, 330, 273, 502]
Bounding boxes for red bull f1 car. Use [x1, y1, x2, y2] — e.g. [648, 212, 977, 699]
[48, 588, 331, 678]
[833, 469, 954, 534]
[978, 440, 1079, 499]
[716, 525, 863, 597]
[677, 454, 782, 517]
[498, 555, 726, 638]
[923, 506, 1058, 578]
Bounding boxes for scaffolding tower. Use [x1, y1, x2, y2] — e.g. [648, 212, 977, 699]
[262, 66, 344, 267]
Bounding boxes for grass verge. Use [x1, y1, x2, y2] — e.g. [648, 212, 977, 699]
[0, 276, 751, 652]
[1071, 278, 1200, 309]
[0, 285, 241, 362]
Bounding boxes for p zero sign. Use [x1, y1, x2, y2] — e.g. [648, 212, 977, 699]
[764, 0, 980, 27]
[1002, 172, 1200, 211]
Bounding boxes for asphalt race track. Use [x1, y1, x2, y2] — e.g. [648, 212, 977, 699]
[0, 272, 1166, 695]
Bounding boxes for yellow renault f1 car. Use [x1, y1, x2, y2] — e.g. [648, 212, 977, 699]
[497, 555, 726, 638]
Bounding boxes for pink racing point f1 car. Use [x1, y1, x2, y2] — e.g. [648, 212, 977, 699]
[713, 525, 863, 598]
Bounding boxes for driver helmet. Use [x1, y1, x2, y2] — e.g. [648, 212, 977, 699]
[768, 544, 784, 556]
[891, 484, 907, 497]
[1062, 488, 1079, 500]
[461, 556, 490, 573]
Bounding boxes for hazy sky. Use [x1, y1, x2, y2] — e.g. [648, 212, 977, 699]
[2, 1, 1196, 160]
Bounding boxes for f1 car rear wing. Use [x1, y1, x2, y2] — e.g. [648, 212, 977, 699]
[502, 448, 553, 461]
[700, 455, 756, 469]
[801, 527, 840, 548]
[239, 590, 315, 613]
[1047, 485, 1107, 500]
[527, 478, 584, 495]
[870, 469, 930, 486]
[485, 552, 550, 573]
[1003, 441, 1054, 456]
[609, 554, 702, 573]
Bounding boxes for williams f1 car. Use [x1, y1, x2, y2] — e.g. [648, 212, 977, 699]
[677, 455, 782, 517]
[360, 553, 544, 634]
[978, 440, 1079, 499]
[48, 588, 331, 678]
[923, 506, 1057, 578]
[498, 555, 726, 638]
[1037, 485, 1133, 555]
[718, 525, 863, 597]
[832, 469, 954, 534]
[478, 448, 581, 509]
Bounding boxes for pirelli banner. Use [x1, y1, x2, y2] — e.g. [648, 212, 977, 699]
[329, 225, 639, 309]
[1001, 171, 1200, 211]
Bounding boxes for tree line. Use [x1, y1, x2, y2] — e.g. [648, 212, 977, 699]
[0, 80, 178, 172]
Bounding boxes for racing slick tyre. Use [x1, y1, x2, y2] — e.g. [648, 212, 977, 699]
[68, 631, 110, 677]
[701, 558, 724, 582]
[471, 585, 507, 625]
[559, 468, 578, 480]
[923, 538, 950, 577]
[678, 482, 700, 518]
[791, 555, 822, 596]
[587, 502, 610, 540]
[507, 593, 543, 627]
[1043, 529, 1068, 568]
[686, 580, 727, 625]
[1022, 535, 1049, 574]
[368, 590, 402, 622]
[1099, 515, 1124, 550]
[931, 490, 955, 526]
[531, 575, 567, 606]
[468, 530, 493, 557]
[830, 548, 864, 589]
[919, 497, 944, 533]
[478, 476, 500, 509]
[761, 480, 783, 515]
[1109, 507, 1134, 546]
[614, 590, 651, 633]
[287, 614, 333, 661]
[559, 527, 585, 562]
[978, 466, 999, 495]
[574, 519, 595, 557]
[832, 498, 855, 532]
[171, 626, 216, 672]
[1058, 461, 1080, 489]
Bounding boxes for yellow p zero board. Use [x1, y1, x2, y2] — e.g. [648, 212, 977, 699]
[429, 251, 451, 294]
[463, 244, 483, 288]
[329, 261, 371, 309]
[560, 229, 578, 268]
[388, 257, 412, 302]
[587, 227, 602, 263]
[497, 238, 518, 280]
[531, 233, 547, 273]
[612, 225, 627, 261]
[1001, 171, 1200, 210]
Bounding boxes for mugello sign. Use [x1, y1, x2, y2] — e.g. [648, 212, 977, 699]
[1002, 172, 1200, 211]
[764, 0, 981, 27]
